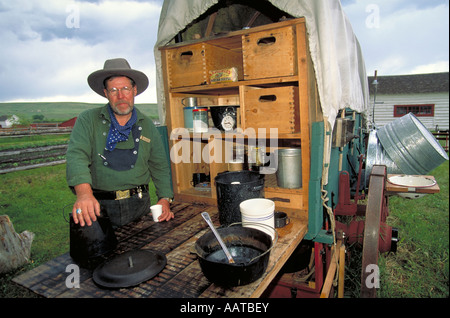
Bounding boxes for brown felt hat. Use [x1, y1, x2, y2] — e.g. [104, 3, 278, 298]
[87, 58, 149, 97]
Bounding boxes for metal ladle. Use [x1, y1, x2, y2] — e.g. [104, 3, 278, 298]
[201, 212, 235, 264]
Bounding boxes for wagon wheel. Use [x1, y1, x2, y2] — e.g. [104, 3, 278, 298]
[360, 165, 387, 298]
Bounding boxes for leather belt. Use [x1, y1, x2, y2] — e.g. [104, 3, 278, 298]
[93, 185, 149, 200]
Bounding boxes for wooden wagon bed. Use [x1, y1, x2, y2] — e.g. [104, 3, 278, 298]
[13, 202, 307, 298]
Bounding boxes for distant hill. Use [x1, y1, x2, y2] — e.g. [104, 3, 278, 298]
[0, 102, 159, 122]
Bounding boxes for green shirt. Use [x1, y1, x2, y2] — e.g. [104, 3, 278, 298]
[66, 104, 173, 199]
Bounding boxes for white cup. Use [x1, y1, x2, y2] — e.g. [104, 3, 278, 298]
[150, 204, 163, 222]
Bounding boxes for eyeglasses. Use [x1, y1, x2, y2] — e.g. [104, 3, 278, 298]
[106, 86, 134, 96]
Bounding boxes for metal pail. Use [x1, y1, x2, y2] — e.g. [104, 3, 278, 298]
[275, 148, 302, 188]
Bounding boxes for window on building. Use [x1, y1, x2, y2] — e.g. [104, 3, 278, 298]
[394, 104, 434, 117]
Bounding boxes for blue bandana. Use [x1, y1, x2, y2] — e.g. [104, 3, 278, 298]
[106, 105, 137, 151]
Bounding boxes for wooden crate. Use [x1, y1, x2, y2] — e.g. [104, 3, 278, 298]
[167, 42, 243, 88]
[242, 26, 297, 80]
[243, 86, 299, 134]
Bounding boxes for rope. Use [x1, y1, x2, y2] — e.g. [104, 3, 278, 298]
[321, 185, 340, 287]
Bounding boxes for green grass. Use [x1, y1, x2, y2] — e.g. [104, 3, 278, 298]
[0, 102, 159, 122]
[0, 134, 71, 151]
[0, 164, 73, 297]
[378, 160, 449, 298]
[1, 165, 77, 262]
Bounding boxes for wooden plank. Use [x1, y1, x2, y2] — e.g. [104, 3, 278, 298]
[145, 231, 211, 298]
[13, 203, 209, 297]
[13, 202, 308, 298]
[338, 243, 346, 298]
[295, 22, 312, 218]
[320, 240, 341, 298]
[57, 206, 217, 298]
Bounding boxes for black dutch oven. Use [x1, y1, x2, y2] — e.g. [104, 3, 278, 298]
[194, 224, 276, 287]
[69, 213, 118, 268]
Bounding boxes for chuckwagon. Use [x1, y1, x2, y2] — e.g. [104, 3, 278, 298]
[13, 0, 447, 298]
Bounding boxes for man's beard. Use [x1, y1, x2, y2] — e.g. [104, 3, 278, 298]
[110, 101, 133, 115]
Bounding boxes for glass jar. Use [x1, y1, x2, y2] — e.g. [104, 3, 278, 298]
[193, 108, 208, 133]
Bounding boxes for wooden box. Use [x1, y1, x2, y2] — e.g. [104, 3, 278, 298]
[242, 26, 297, 80]
[243, 86, 299, 134]
[167, 42, 243, 88]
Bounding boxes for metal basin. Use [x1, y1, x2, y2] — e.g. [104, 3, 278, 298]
[377, 113, 449, 175]
[365, 129, 402, 187]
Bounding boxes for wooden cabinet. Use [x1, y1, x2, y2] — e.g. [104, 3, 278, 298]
[159, 18, 321, 220]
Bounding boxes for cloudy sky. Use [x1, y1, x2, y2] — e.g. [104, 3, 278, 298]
[0, 0, 448, 104]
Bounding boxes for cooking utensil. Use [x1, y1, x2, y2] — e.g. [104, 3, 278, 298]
[92, 249, 167, 288]
[215, 170, 264, 225]
[194, 223, 275, 286]
[69, 213, 118, 268]
[201, 212, 235, 264]
[274, 211, 290, 228]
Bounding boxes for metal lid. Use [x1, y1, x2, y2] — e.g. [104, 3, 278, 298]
[276, 148, 301, 156]
[93, 249, 166, 288]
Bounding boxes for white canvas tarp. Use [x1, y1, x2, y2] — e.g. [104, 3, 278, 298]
[154, 0, 369, 130]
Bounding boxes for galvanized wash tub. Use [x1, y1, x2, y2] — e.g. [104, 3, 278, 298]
[377, 113, 449, 175]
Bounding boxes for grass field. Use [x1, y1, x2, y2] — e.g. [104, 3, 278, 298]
[0, 135, 448, 298]
[0, 102, 159, 122]
[378, 160, 449, 297]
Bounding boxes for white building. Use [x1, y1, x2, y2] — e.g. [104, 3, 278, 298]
[368, 72, 449, 131]
[0, 115, 20, 128]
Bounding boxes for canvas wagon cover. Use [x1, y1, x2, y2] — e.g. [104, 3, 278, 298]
[154, 0, 369, 130]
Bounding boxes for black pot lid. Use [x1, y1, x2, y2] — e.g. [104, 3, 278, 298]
[93, 249, 166, 288]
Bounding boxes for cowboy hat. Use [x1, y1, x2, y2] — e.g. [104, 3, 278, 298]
[87, 58, 149, 97]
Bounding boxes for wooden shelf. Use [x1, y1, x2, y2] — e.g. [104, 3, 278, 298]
[169, 75, 299, 94]
[170, 129, 302, 140]
[160, 17, 320, 219]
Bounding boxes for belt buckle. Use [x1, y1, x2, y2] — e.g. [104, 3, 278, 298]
[115, 190, 130, 200]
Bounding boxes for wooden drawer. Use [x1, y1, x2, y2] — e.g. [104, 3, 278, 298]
[264, 190, 305, 210]
[242, 26, 297, 80]
[243, 86, 299, 134]
[167, 42, 243, 88]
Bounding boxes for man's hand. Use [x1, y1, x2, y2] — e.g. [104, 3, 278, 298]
[157, 198, 174, 222]
[72, 183, 101, 227]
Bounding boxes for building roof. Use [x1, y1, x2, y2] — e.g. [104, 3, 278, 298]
[368, 72, 449, 95]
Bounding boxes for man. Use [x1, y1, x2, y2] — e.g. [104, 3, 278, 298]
[66, 58, 174, 228]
